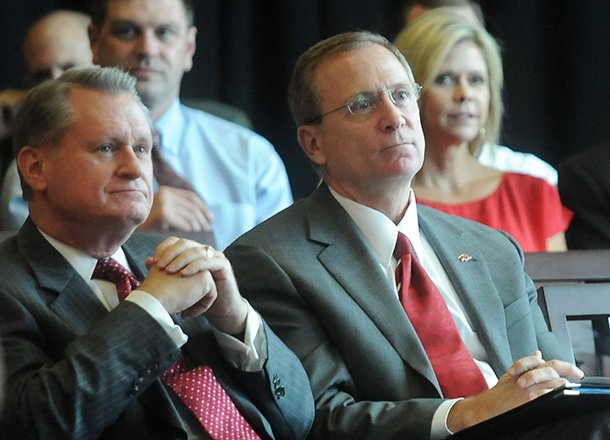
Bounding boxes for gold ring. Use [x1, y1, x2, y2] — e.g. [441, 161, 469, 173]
[203, 244, 215, 258]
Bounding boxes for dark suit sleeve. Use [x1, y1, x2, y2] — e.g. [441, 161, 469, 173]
[226, 244, 443, 439]
[558, 147, 610, 249]
[236, 322, 315, 440]
[0, 287, 180, 439]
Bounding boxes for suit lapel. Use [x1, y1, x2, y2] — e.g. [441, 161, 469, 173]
[17, 219, 108, 332]
[306, 186, 440, 392]
[17, 222, 186, 434]
[418, 207, 513, 373]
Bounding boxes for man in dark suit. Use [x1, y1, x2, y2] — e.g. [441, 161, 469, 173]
[0, 66, 313, 439]
[558, 142, 610, 249]
[225, 31, 610, 439]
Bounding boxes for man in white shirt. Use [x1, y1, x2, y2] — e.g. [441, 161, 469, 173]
[0, 66, 313, 438]
[88, 0, 292, 248]
[225, 31, 610, 439]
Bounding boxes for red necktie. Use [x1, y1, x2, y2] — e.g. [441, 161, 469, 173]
[92, 257, 261, 439]
[93, 257, 140, 302]
[161, 358, 261, 440]
[394, 233, 488, 398]
[151, 129, 198, 192]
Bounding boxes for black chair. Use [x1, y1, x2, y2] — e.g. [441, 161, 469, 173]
[538, 283, 610, 375]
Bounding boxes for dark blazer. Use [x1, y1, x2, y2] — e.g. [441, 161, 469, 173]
[0, 218, 313, 439]
[558, 142, 610, 249]
[225, 184, 568, 439]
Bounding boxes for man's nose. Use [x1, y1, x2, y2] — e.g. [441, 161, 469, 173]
[135, 29, 161, 56]
[117, 147, 145, 177]
[378, 94, 406, 131]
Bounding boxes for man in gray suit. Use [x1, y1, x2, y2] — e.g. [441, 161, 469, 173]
[225, 31, 610, 439]
[0, 66, 313, 439]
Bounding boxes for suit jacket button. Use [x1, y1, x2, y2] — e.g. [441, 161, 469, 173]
[128, 384, 140, 397]
[275, 385, 286, 399]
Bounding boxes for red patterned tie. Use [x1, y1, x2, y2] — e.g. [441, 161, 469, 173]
[92, 257, 261, 439]
[161, 358, 261, 440]
[93, 257, 140, 302]
[394, 232, 488, 398]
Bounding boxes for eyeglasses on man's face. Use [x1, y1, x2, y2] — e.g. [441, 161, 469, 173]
[306, 84, 422, 125]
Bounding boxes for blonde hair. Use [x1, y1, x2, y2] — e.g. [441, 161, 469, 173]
[394, 9, 503, 154]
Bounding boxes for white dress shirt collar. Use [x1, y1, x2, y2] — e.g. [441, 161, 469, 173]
[328, 186, 424, 264]
[39, 229, 131, 283]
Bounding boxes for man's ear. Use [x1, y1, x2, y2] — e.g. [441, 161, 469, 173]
[183, 26, 197, 73]
[17, 146, 48, 193]
[297, 125, 326, 167]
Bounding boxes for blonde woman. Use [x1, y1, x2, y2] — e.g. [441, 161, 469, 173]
[395, 10, 570, 251]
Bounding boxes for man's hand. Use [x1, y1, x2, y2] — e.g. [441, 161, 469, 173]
[138, 185, 214, 232]
[447, 351, 584, 432]
[140, 237, 248, 335]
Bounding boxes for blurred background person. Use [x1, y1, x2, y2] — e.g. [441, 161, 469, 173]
[0, 9, 92, 199]
[395, 10, 569, 251]
[88, 0, 292, 249]
[401, 0, 558, 187]
[558, 141, 610, 249]
[22, 9, 93, 86]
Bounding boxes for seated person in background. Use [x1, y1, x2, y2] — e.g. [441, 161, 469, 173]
[558, 141, 610, 249]
[0, 9, 93, 210]
[0, 66, 313, 438]
[89, 0, 292, 249]
[225, 30, 610, 439]
[1, 0, 293, 250]
[402, 0, 558, 185]
[394, 11, 569, 251]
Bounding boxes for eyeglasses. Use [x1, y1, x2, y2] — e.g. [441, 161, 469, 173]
[306, 84, 422, 125]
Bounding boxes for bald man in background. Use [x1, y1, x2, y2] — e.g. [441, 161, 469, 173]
[22, 10, 93, 86]
[0, 9, 92, 137]
[0, 9, 94, 229]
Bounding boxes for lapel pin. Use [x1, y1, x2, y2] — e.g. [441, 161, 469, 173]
[457, 253, 474, 262]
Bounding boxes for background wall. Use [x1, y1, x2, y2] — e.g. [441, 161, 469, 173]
[2, 0, 609, 198]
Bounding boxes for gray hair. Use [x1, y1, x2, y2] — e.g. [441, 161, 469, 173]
[13, 66, 151, 199]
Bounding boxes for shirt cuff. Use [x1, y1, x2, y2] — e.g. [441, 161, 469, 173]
[125, 290, 188, 348]
[431, 398, 462, 440]
[212, 300, 267, 372]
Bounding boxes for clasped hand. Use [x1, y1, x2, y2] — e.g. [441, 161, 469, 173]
[448, 350, 584, 432]
[138, 236, 247, 335]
